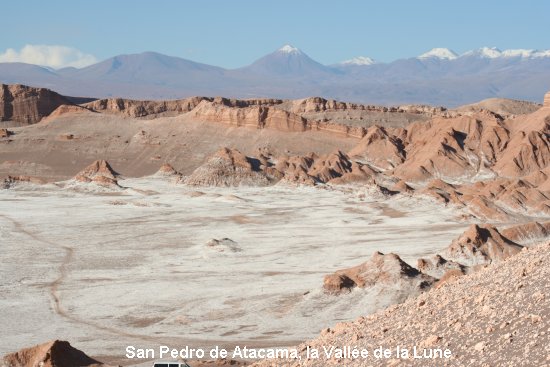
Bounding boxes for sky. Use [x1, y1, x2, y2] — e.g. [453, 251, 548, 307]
[1, 0, 549, 69]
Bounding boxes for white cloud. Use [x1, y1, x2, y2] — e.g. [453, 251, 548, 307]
[0, 44, 97, 69]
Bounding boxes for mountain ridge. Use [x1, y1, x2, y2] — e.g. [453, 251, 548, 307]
[1, 45, 549, 106]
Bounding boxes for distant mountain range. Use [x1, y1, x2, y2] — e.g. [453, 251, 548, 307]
[1, 45, 549, 107]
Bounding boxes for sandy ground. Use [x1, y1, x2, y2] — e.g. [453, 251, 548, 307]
[0, 178, 471, 361]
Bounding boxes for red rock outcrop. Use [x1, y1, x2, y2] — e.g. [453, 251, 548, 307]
[348, 126, 406, 170]
[493, 130, 550, 177]
[392, 105, 550, 184]
[444, 224, 523, 265]
[2, 340, 104, 367]
[183, 148, 277, 186]
[285, 97, 452, 117]
[74, 160, 119, 187]
[256, 242, 550, 367]
[389, 179, 414, 194]
[278, 150, 375, 185]
[435, 177, 550, 219]
[323, 251, 435, 294]
[183, 148, 378, 187]
[0, 84, 71, 125]
[394, 113, 510, 181]
[501, 220, 550, 244]
[191, 99, 373, 138]
[190, 99, 309, 132]
[0, 128, 12, 138]
[416, 254, 466, 278]
[83, 96, 210, 118]
[155, 163, 180, 177]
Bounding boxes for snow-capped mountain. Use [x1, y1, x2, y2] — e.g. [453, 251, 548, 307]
[277, 44, 302, 55]
[454, 47, 550, 59]
[339, 56, 376, 66]
[239, 44, 335, 77]
[1, 45, 550, 106]
[461, 47, 503, 59]
[418, 48, 458, 60]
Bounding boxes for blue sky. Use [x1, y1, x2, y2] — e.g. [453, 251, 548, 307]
[1, 0, 549, 68]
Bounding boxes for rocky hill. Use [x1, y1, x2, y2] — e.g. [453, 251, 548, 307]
[253, 241, 550, 367]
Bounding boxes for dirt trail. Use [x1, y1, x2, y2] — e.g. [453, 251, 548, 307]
[0, 214, 159, 343]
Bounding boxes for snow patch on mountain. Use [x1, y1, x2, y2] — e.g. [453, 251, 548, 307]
[278, 45, 301, 54]
[462, 47, 503, 58]
[418, 48, 458, 60]
[340, 56, 376, 66]
[461, 47, 550, 59]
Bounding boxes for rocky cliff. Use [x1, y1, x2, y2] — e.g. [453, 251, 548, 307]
[82, 96, 209, 118]
[0, 84, 71, 125]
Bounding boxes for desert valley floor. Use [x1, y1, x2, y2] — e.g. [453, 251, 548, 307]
[0, 178, 469, 357]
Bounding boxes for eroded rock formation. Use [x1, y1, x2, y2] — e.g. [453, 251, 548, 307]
[183, 148, 276, 186]
[74, 160, 119, 187]
[444, 224, 523, 266]
[254, 242, 550, 367]
[2, 340, 105, 367]
[83, 96, 209, 118]
[323, 251, 435, 294]
[1, 84, 70, 125]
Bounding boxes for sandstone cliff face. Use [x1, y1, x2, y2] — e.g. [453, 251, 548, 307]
[189, 98, 440, 138]
[82, 96, 287, 118]
[2, 340, 104, 367]
[544, 91, 550, 107]
[190, 99, 373, 137]
[190, 100, 308, 132]
[0, 84, 70, 125]
[83, 96, 208, 118]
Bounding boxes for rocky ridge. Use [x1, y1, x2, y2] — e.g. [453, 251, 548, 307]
[184, 147, 380, 187]
[322, 222, 535, 300]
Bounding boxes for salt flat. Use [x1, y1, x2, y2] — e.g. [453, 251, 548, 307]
[0, 178, 470, 358]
